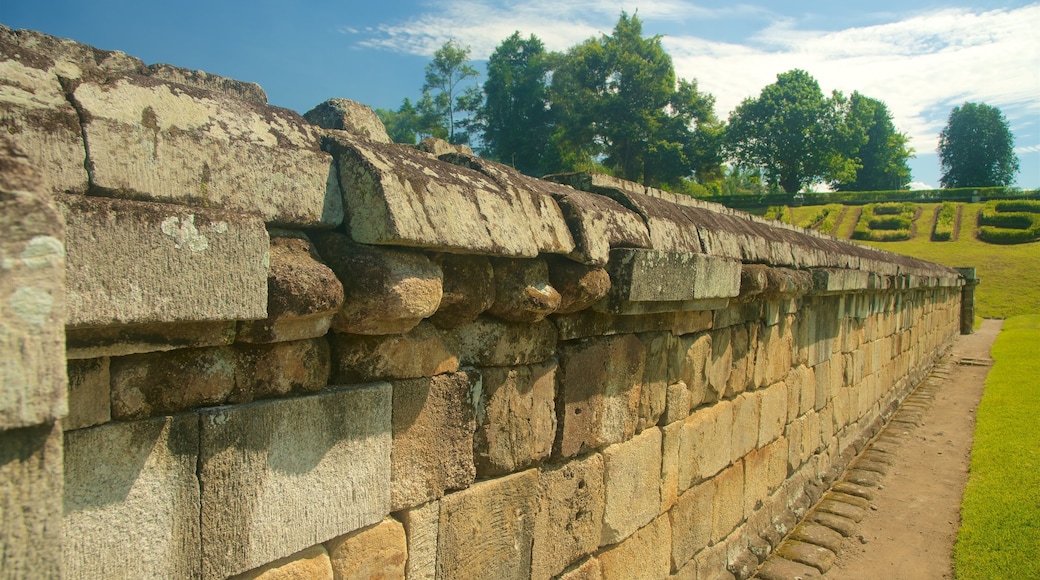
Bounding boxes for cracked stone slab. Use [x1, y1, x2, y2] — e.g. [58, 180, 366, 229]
[790, 522, 844, 553]
[815, 499, 866, 522]
[755, 556, 822, 580]
[825, 491, 871, 510]
[830, 481, 875, 501]
[774, 540, 835, 574]
[58, 194, 269, 326]
[74, 74, 343, 227]
[326, 135, 572, 257]
[808, 511, 858, 538]
[844, 468, 884, 488]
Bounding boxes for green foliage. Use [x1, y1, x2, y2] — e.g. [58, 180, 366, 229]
[477, 33, 557, 175]
[852, 202, 916, 241]
[831, 93, 913, 191]
[955, 315, 1040, 580]
[549, 13, 723, 189]
[375, 97, 446, 144]
[976, 200, 1040, 244]
[931, 201, 957, 241]
[992, 199, 1040, 213]
[939, 102, 1020, 188]
[422, 39, 482, 144]
[763, 205, 792, 224]
[725, 69, 847, 193]
[801, 203, 843, 234]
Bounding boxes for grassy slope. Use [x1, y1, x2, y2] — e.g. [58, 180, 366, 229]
[953, 315, 1040, 579]
[855, 203, 1040, 318]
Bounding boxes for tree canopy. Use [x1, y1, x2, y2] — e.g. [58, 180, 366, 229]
[832, 93, 913, 191]
[549, 13, 722, 188]
[938, 102, 1019, 188]
[476, 32, 557, 176]
[725, 69, 842, 193]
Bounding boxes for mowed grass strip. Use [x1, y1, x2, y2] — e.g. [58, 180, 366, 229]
[954, 315, 1040, 580]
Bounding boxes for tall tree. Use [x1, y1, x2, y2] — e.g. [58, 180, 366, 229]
[376, 95, 448, 145]
[938, 102, 1019, 188]
[549, 12, 722, 188]
[726, 69, 844, 193]
[832, 93, 913, 191]
[422, 40, 481, 144]
[477, 32, 557, 176]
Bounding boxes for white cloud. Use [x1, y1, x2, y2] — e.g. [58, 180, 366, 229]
[907, 181, 935, 191]
[1017, 144, 1040, 154]
[351, 2, 1040, 156]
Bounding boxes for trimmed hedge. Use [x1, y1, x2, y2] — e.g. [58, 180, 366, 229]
[976, 200, 1040, 244]
[694, 186, 1038, 209]
[802, 203, 843, 234]
[852, 202, 917, 241]
[763, 205, 793, 224]
[932, 201, 957, 241]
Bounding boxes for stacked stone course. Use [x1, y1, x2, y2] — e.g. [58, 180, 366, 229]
[1, 27, 964, 579]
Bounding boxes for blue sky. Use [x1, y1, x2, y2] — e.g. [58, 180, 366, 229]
[3, 0, 1038, 189]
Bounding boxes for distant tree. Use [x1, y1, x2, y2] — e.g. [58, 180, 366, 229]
[477, 32, 557, 175]
[832, 93, 913, 191]
[422, 39, 482, 144]
[549, 12, 722, 188]
[938, 102, 1019, 188]
[726, 69, 845, 193]
[375, 96, 446, 144]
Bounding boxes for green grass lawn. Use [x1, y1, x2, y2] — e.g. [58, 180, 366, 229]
[954, 315, 1040, 579]
[855, 204, 1040, 319]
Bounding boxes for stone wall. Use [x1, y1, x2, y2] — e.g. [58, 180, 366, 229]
[1, 27, 964, 579]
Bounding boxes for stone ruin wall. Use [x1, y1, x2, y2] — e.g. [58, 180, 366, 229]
[0, 27, 964, 580]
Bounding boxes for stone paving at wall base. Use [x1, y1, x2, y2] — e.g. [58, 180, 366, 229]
[753, 360, 953, 579]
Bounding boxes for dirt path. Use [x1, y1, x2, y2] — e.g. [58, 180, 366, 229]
[822, 319, 1003, 580]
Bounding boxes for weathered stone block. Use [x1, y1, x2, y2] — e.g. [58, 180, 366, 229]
[437, 470, 539, 580]
[0, 423, 63, 578]
[711, 462, 745, 543]
[145, 62, 268, 105]
[326, 518, 407, 579]
[0, 138, 67, 429]
[65, 320, 237, 360]
[74, 75, 342, 227]
[429, 254, 494, 328]
[547, 257, 611, 314]
[487, 258, 561, 323]
[330, 321, 458, 382]
[475, 361, 557, 476]
[660, 421, 682, 513]
[531, 453, 605, 580]
[313, 232, 442, 335]
[0, 33, 89, 194]
[237, 234, 343, 343]
[66, 357, 110, 430]
[671, 332, 712, 408]
[304, 98, 391, 143]
[601, 427, 662, 546]
[663, 381, 692, 425]
[557, 558, 602, 580]
[730, 392, 760, 462]
[64, 415, 200, 579]
[391, 371, 477, 510]
[110, 345, 237, 420]
[810, 268, 870, 294]
[669, 480, 714, 570]
[446, 316, 557, 367]
[758, 382, 788, 448]
[598, 515, 671, 580]
[398, 500, 438, 580]
[198, 383, 392, 579]
[544, 180, 651, 266]
[553, 310, 676, 341]
[59, 194, 269, 327]
[678, 400, 733, 490]
[231, 545, 334, 580]
[232, 337, 330, 403]
[556, 335, 645, 458]
[637, 332, 670, 430]
[706, 326, 733, 402]
[605, 249, 740, 305]
[328, 135, 569, 257]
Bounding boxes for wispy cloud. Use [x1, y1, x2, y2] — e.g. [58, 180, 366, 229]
[349, 2, 1040, 154]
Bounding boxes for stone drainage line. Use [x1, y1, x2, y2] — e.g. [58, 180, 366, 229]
[752, 358, 958, 579]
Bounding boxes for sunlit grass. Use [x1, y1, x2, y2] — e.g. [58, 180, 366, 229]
[954, 315, 1040, 579]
